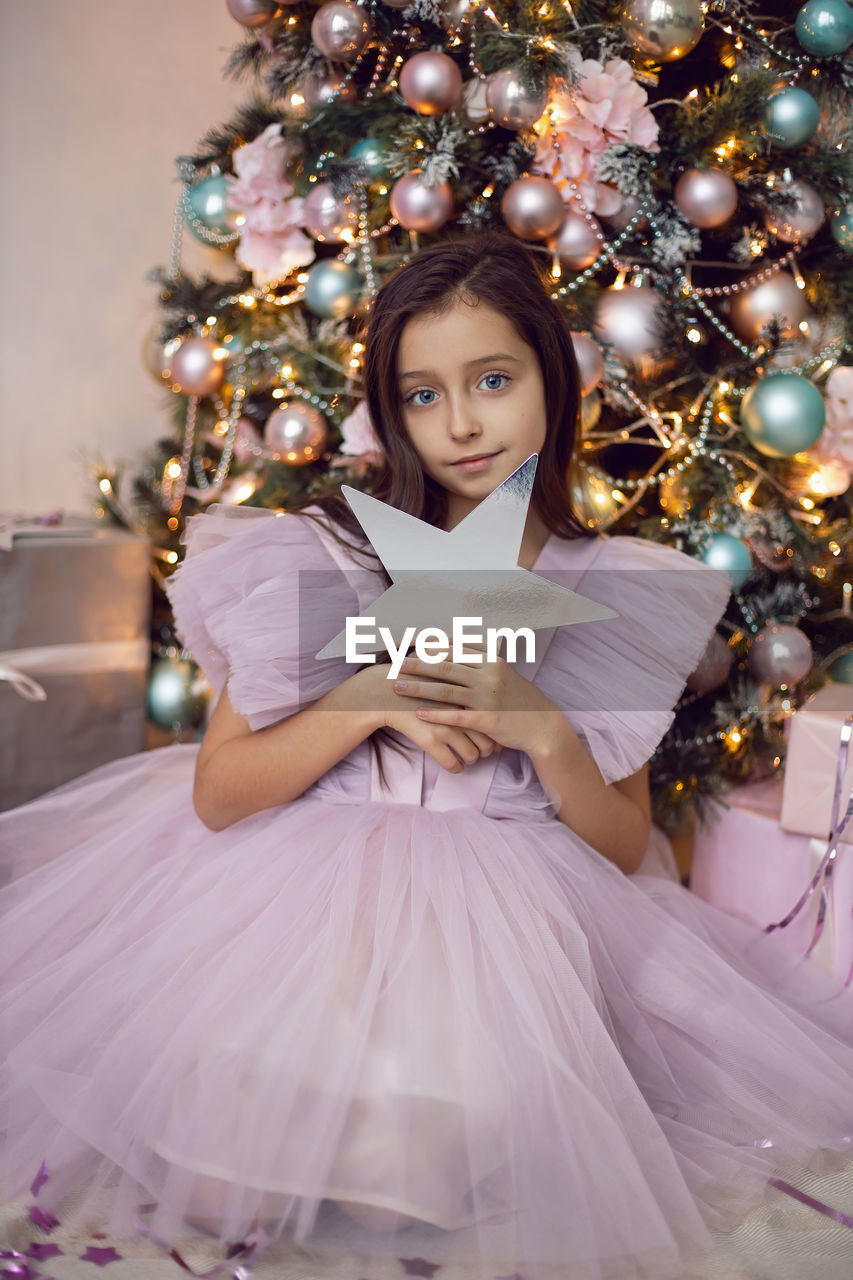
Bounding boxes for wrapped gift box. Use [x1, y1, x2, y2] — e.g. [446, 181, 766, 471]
[780, 681, 853, 840]
[0, 520, 150, 811]
[691, 777, 853, 985]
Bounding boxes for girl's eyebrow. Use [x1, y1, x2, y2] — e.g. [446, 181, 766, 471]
[398, 352, 521, 381]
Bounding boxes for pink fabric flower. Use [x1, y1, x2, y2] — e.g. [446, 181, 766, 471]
[226, 123, 315, 286]
[533, 53, 658, 217]
[235, 226, 315, 286]
[336, 400, 383, 463]
[231, 122, 294, 200]
[811, 365, 853, 474]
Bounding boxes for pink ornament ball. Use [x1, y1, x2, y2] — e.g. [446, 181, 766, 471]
[226, 0, 281, 29]
[310, 2, 371, 63]
[748, 624, 813, 686]
[728, 272, 808, 342]
[548, 210, 603, 269]
[674, 167, 738, 229]
[303, 182, 356, 241]
[399, 51, 463, 115]
[763, 180, 825, 244]
[501, 176, 564, 241]
[570, 333, 605, 396]
[168, 336, 226, 397]
[390, 171, 454, 232]
[686, 631, 734, 694]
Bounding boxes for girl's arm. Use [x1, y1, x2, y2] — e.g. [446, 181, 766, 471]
[193, 681, 378, 832]
[193, 663, 502, 831]
[391, 652, 652, 875]
[526, 722, 652, 875]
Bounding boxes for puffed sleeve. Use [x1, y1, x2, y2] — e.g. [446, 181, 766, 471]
[164, 506, 372, 730]
[535, 534, 731, 785]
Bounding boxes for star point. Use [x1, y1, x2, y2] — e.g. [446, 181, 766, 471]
[316, 453, 617, 661]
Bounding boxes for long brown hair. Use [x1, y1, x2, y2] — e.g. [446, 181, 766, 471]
[287, 230, 595, 783]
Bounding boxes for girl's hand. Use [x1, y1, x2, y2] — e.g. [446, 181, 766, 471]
[345, 659, 502, 774]
[391, 648, 564, 758]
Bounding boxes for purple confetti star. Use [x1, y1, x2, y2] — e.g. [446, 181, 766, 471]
[29, 1163, 50, 1198]
[399, 1261, 441, 1278]
[26, 1206, 58, 1234]
[25, 1244, 62, 1261]
[80, 1246, 122, 1267]
[0, 1261, 35, 1280]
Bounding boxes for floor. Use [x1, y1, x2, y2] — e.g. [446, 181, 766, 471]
[3, 1160, 853, 1280]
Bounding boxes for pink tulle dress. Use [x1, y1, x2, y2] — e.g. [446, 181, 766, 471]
[1, 506, 852, 1280]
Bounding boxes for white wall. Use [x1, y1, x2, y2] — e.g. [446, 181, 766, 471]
[0, 0, 247, 516]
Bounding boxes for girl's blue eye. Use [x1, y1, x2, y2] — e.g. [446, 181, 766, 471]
[480, 372, 510, 391]
[407, 388, 438, 406]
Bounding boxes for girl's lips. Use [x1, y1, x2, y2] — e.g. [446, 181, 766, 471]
[452, 452, 501, 473]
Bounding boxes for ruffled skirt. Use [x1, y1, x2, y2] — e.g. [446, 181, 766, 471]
[1, 744, 852, 1280]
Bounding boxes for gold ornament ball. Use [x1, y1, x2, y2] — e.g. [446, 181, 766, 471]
[621, 0, 705, 62]
[569, 465, 617, 526]
[142, 324, 182, 384]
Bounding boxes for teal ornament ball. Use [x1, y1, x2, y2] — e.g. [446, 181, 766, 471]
[147, 657, 209, 730]
[186, 174, 239, 238]
[795, 1, 853, 56]
[830, 204, 853, 252]
[304, 259, 363, 318]
[831, 650, 853, 683]
[741, 372, 826, 458]
[348, 137, 389, 180]
[762, 88, 820, 149]
[700, 533, 752, 592]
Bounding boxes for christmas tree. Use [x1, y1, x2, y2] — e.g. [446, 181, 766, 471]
[96, 0, 853, 834]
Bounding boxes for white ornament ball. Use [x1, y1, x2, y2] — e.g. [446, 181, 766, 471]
[460, 77, 491, 125]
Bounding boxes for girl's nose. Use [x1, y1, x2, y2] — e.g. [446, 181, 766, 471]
[447, 398, 482, 441]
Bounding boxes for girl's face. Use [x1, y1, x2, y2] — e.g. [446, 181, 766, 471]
[397, 297, 548, 528]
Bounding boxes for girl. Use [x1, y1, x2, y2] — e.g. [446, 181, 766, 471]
[1, 232, 852, 1280]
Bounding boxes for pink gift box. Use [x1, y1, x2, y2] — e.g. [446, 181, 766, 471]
[780, 681, 853, 840]
[691, 777, 853, 985]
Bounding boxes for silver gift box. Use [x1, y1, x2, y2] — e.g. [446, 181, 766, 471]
[0, 522, 151, 811]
